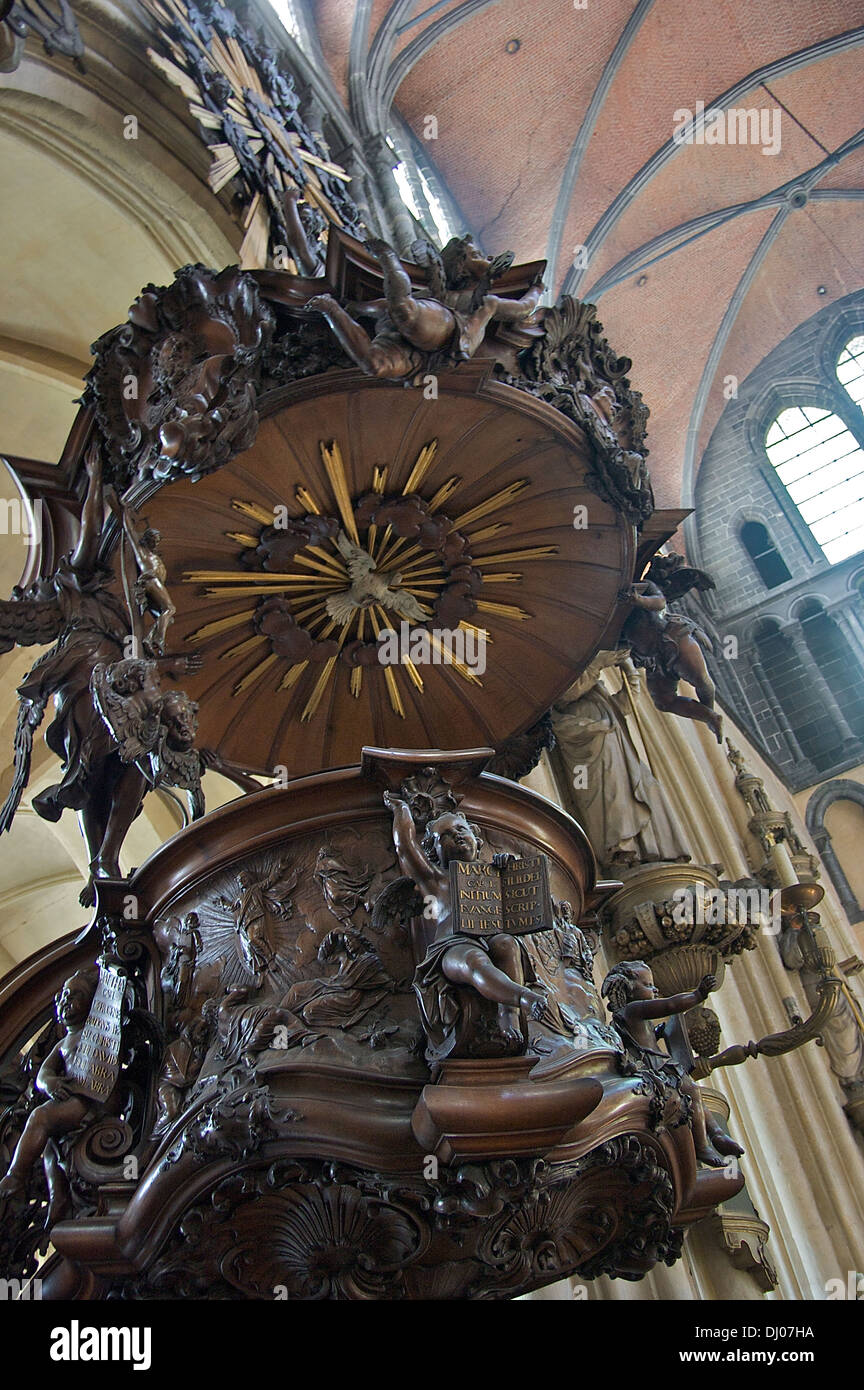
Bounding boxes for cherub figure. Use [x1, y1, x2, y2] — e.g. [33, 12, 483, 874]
[602, 960, 743, 1168]
[619, 555, 722, 741]
[383, 792, 546, 1060]
[0, 971, 103, 1201]
[305, 234, 544, 383]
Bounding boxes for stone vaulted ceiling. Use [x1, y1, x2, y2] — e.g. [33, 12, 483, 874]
[312, 0, 864, 510]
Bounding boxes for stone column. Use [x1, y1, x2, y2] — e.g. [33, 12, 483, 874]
[363, 134, 416, 253]
[748, 649, 818, 777]
[784, 621, 860, 753]
[811, 824, 863, 924]
[829, 598, 864, 676]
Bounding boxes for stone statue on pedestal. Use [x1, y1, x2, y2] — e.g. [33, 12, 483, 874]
[551, 664, 689, 872]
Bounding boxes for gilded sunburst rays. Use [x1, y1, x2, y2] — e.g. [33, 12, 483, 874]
[183, 439, 557, 720]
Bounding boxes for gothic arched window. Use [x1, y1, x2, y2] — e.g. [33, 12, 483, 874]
[836, 334, 864, 413]
[764, 406, 864, 564]
[740, 520, 791, 588]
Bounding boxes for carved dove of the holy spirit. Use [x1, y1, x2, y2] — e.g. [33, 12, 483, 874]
[325, 531, 428, 626]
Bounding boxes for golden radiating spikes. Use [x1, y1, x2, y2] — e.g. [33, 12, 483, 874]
[404, 659, 425, 693]
[227, 34, 260, 94]
[400, 574, 446, 589]
[402, 440, 438, 495]
[296, 486, 321, 515]
[300, 655, 339, 722]
[299, 617, 353, 720]
[426, 631, 483, 686]
[221, 633, 267, 661]
[186, 609, 255, 641]
[292, 599, 330, 622]
[279, 661, 309, 691]
[203, 584, 332, 598]
[233, 652, 278, 696]
[371, 523, 393, 562]
[298, 549, 348, 576]
[459, 621, 491, 642]
[476, 600, 530, 620]
[375, 536, 421, 571]
[320, 441, 359, 544]
[397, 557, 446, 579]
[147, 50, 201, 103]
[232, 498, 275, 526]
[188, 106, 222, 130]
[452, 481, 529, 528]
[186, 569, 343, 586]
[427, 476, 461, 512]
[298, 149, 352, 180]
[384, 668, 406, 717]
[350, 667, 363, 698]
[369, 608, 406, 718]
[476, 572, 521, 583]
[226, 531, 259, 547]
[407, 588, 442, 598]
[473, 546, 557, 564]
[469, 523, 509, 542]
[368, 466, 388, 553]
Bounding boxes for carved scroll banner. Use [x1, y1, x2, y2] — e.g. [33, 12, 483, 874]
[66, 965, 126, 1101]
[450, 857, 552, 935]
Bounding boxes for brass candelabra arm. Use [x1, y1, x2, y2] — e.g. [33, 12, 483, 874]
[690, 973, 843, 1081]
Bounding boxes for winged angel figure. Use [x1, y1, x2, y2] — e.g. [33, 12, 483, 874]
[305, 234, 543, 384]
[0, 445, 202, 901]
[619, 555, 722, 740]
[324, 530, 427, 626]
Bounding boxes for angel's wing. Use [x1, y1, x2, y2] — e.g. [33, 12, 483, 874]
[325, 589, 358, 626]
[370, 876, 426, 933]
[0, 693, 49, 833]
[0, 590, 64, 655]
[408, 238, 447, 300]
[656, 565, 716, 601]
[91, 663, 161, 763]
[334, 530, 375, 581]
[386, 589, 427, 623]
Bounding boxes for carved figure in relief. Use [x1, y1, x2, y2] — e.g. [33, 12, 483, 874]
[204, 987, 307, 1067]
[154, 913, 211, 1133]
[383, 792, 546, 1058]
[313, 846, 371, 925]
[283, 930, 393, 1030]
[619, 557, 721, 741]
[216, 861, 298, 986]
[0, 445, 208, 901]
[0, 971, 102, 1199]
[119, 507, 176, 656]
[281, 185, 327, 277]
[602, 960, 743, 1167]
[305, 235, 544, 383]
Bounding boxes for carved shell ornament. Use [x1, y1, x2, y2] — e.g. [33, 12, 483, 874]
[183, 438, 556, 721]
